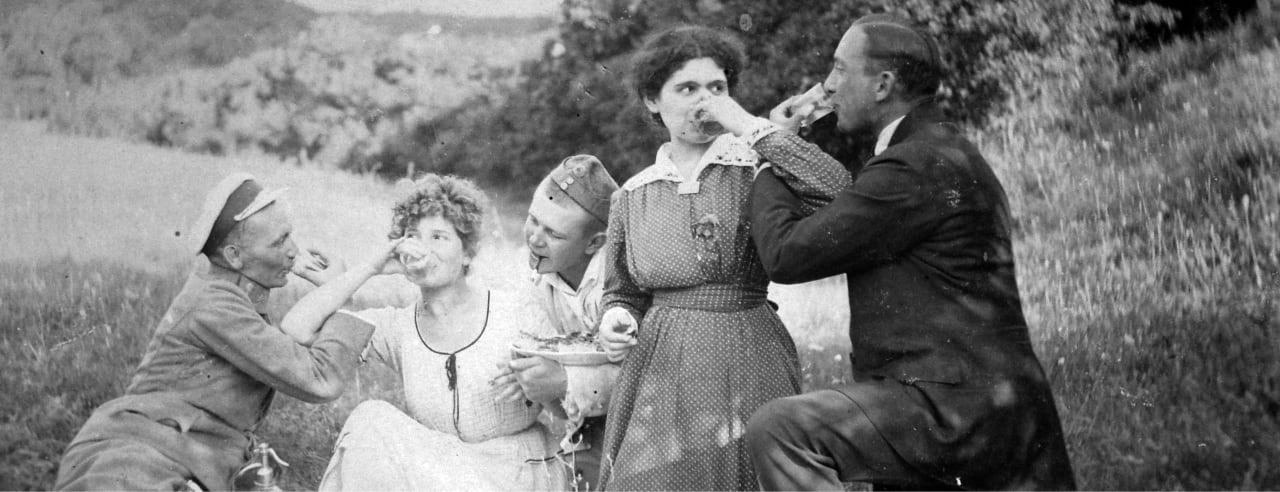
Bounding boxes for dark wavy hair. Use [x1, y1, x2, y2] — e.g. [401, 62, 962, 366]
[388, 174, 489, 259]
[853, 14, 943, 99]
[629, 25, 747, 123]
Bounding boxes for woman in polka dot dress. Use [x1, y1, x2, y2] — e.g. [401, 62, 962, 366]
[596, 25, 801, 491]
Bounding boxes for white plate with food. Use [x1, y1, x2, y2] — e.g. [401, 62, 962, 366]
[511, 331, 611, 366]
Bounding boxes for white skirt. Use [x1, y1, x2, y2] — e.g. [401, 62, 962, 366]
[318, 400, 566, 491]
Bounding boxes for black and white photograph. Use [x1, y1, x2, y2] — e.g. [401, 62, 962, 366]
[1, 0, 1277, 490]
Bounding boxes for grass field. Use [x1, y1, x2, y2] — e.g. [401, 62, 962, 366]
[0, 119, 852, 489]
[2, 19, 1278, 490]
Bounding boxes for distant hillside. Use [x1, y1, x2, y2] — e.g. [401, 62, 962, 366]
[0, 0, 318, 118]
[0, 0, 552, 120]
[1, 0, 318, 70]
[353, 12, 557, 38]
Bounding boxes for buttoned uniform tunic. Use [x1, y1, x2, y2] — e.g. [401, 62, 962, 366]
[598, 133, 801, 491]
[528, 252, 619, 490]
[746, 103, 1075, 490]
[55, 264, 373, 491]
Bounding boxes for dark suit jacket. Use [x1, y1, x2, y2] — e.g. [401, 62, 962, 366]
[749, 103, 1075, 489]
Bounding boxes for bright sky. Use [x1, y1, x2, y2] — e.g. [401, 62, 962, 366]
[289, 0, 560, 17]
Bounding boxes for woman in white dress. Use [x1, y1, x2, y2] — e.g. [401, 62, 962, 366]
[281, 174, 566, 490]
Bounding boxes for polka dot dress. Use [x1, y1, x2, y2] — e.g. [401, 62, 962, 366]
[754, 130, 854, 215]
[598, 136, 802, 491]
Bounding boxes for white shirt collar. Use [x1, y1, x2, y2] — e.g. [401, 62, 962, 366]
[874, 116, 907, 156]
[537, 250, 604, 296]
[622, 133, 758, 193]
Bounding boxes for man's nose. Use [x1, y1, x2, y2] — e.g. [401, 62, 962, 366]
[284, 239, 298, 259]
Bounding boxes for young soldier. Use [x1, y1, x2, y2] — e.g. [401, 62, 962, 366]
[501, 155, 620, 491]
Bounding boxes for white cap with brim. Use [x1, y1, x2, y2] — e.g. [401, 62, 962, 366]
[188, 172, 289, 256]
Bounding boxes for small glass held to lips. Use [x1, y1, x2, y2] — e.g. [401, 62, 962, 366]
[788, 83, 835, 129]
[306, 250, 328, 269]
[693, 108, 728, 137]
[396, 239, 429, 269]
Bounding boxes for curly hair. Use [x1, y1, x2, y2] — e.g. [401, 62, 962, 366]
[629, 25, 747, 123]
[388, 174, 489, 259]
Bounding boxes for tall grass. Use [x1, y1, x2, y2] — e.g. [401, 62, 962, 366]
[978, 17, 1280, 489]
[2, 17, 1278, 491]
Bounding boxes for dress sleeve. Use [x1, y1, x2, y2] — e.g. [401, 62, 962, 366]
[750, 154, 941, 284]
[601, 190, 651, 323]
[753, 130, 853, 214]
[190, 290, 375, 403]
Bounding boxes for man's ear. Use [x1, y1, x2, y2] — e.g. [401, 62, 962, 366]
[874, 70, 897, 102]
[585, 230, 608, 256]
[220, 244, 245, 270]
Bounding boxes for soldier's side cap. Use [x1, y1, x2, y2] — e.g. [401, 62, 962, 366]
[545, 154, 619, 224]
[852, 14, 942, 74]
[189, 172, 288, 256]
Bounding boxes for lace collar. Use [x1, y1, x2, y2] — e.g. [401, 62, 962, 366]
[622, 133, 759, 194]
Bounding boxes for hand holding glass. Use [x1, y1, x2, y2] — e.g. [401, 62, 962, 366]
[771, 83, 834, 131]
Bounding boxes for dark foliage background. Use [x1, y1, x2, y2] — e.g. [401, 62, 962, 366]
[403, 0, 1229, 199]
[5, 0, 1266, 199]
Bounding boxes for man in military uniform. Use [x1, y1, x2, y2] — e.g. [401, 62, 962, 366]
[501, 155, 620, 491]
[56, 173, 374, 491]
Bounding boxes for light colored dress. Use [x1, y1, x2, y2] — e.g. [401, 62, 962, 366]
[318, 289, 567, 491]
[599, 134, 802, 490]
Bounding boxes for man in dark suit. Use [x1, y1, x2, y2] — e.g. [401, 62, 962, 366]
[695, 13, 1076, 491]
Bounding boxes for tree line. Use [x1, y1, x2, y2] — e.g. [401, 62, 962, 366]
[5, 0, 1268, 199]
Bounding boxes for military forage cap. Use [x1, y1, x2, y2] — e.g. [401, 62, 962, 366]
[189, 172, 288, 256]
[546, 154, 619, 224]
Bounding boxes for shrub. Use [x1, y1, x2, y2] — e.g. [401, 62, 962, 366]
[45, 16, 545, 174]
[0, 0, 315, 119]
[415, 0, 1186, 200]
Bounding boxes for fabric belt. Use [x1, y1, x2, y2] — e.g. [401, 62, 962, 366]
[651, 284, 767, 312]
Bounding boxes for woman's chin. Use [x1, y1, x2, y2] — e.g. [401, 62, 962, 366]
[407, 272, 459, 290]
[408, 276, 442, 289]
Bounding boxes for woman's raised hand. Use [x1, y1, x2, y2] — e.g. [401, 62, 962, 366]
[599, 307, 639, 363]
[362, 237, 408, 276]
[693, 95, 755, 137]
[292, 247, 346, 286]
[768, 94, 810, 133]
[769, 83, 833, 133]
